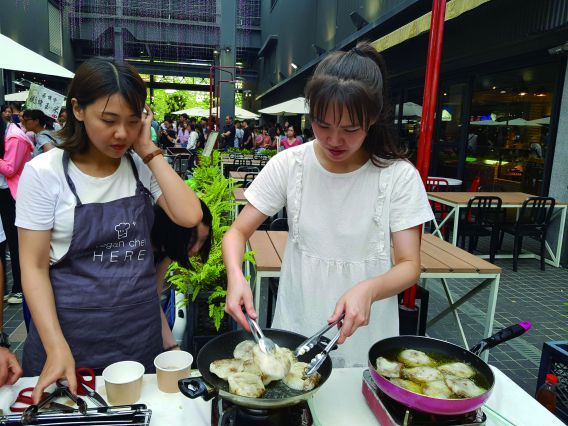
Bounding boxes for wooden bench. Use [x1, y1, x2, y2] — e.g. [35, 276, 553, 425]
[247, 231, 502, 361]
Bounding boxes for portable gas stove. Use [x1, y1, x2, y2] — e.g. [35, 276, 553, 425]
[210, 396, 313, 426]
[361, 370, 486, 426]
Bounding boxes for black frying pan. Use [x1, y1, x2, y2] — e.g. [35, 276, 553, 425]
[178, 328, 333, 409]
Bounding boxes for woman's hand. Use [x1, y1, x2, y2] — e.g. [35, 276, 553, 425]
[328, 279, 375, 345]
[224, 270, 257, 332]
[32, 346, 77, 404]
[132, 105, 158, 159]
[0, 348, 23, 386]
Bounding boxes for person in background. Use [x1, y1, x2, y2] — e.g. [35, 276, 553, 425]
[234, 120, 243, 148]
[177, 121, 190, 149]
[220, 115, 235, 150]
[200, 118, 209, 139]
[242, 120, 253, 149]
[223, 42, 433, 368]
[16, 58, 202, 402]
[1, 105, 12, 123]
[281, 125, 302, 150]
[10, 104, 22, 125]
[22, 110, 61, 157]
[0, 117, 33, 305]
[0, 218, 24, 385]
[255, 127, 272, 151]
[303, 127, 314, 142]
[151, 201, 212, 348]
[58, 109, 68, 128]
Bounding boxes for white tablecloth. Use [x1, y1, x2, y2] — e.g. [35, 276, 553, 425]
[0, 367, 563, 425]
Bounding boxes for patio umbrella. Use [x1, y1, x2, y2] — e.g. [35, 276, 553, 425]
[395, 101, 423, 117]
[0, 34, 74, 78]
[172, 106, 211, 117]
[528, 116, 550, 125]
[469, 120, 506, 126]
[507, 118, 541, 127]
[5, 89, 66, 106]
[4, 90, 29, 102]
[233, 106, 259, 120]
[258, 97, 309, 115]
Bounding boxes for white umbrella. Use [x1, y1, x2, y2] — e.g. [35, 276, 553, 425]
[469, 120, 506, 126]
[528, 117, 550, 125]
[5, 90, 29, 102]
[507, 118, 541, 127]
[0, 34, 74, 78]
[234, 106, 259, 120]
[395, 102, 422, 117]
[5, 89, 66, 107]
[172, 106, 211, 116]
[258, 97, 308, 115]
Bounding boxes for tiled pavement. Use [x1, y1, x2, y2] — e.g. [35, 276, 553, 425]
[2, 235, 567, 398]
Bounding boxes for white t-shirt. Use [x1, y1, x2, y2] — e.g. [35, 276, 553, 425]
[16, 148, 162, 264]
[188, 131, 199, 150]
[244, 142, 434, 367]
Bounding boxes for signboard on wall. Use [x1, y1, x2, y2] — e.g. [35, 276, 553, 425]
[203, 131, 219, 157]
[26, 83, 65, 120]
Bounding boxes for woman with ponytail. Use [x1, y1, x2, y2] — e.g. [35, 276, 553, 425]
[222, 42, 433, 367]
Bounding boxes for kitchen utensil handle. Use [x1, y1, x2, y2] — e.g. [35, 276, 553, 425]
[470, 321, 531, 355]
[178, 378, 217, 401]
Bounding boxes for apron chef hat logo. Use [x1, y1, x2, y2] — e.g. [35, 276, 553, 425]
[115, 222, 131, 239]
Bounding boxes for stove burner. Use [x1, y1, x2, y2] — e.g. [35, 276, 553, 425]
[211, 397, 313, 426]
[362, 370, 486, 426]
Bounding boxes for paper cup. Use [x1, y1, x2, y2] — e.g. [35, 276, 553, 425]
[154, 350, 193, 393]
[102, 361, 145, 405]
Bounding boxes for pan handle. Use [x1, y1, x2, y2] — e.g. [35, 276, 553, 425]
[178, 377, 217, 401]
[469, 321, 532, 356]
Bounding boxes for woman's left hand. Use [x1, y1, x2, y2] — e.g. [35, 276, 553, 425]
[132, 105, 158, 158]
[328, 280, 375, 345]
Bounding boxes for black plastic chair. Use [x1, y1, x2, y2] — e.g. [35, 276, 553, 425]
[236, 166, 260, 173]
[458, 196, 502, 263]
[500, 196, 556, 271]
[243, 173, 258, 188]
[233, 158, 252, 167]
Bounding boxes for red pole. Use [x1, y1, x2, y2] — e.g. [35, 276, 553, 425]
[403, 0, 447, 310]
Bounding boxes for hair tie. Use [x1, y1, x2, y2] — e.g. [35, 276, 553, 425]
[351, 47, 365, 56]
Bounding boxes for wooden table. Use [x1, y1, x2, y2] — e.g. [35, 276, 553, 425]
[427, 191, 568, 267]
[232, 187, 248, 219]
[229, 171, 258, 182]
[247, 231, 502, 361]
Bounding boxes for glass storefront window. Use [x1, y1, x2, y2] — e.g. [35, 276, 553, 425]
[467, 63, 558, 194]
[396, 86, 423, 162]
[434, 83, 467, 180]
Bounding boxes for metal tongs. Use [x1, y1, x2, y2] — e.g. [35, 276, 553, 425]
[245, 313, 276, 354]
[22, 385, 88, 425]
[295, 314, 344, 378]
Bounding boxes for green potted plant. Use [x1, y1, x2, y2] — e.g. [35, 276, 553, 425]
[167, 151, 254, 353]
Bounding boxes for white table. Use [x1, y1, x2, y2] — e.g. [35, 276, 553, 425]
[0, 374, 211, 425]
[2, 368, 562, 426]
[309, 367, 565, 426]
[428, 176, 463, 186]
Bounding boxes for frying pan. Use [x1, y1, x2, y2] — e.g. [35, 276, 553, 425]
[178, 328, 333, 409]
[368, 322, 531, 415]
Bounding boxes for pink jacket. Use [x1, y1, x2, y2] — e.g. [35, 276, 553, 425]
[0, 123, 33, 199]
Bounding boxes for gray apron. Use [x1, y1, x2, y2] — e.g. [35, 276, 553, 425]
[23, 152, 162, 375]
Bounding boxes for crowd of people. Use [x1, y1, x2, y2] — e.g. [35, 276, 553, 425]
[152, 111, 314, 153]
